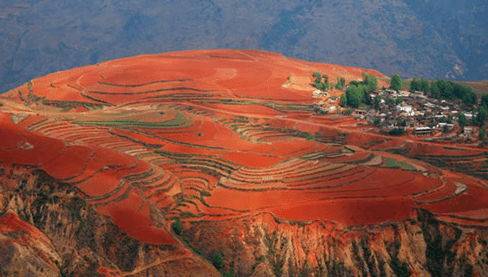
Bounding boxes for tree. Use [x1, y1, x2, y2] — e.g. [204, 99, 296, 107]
[389, 74, 402, 91]
[374, 96, 381, 110]
[430, 82, 440, 99]
[477, 104, 488, 127]
[472, 108, 478, 126]
[458, 113, 467, 133]
[373, 116, 381, 125]
[322, 74, 329, 84]
[340, 93, 348, 107]
[462, 90, 477, 106]
[443, 125, 449, 133]
[409, 78, 419, 92]
[171, 217, 182, 235]
[349, 80, 360, 87]
[345, 86, 364, 108]
[322, 74, 330, 90]
[389, 128, 405, 136]
[419, 78, 429, 93]
[312, 72, 329, 91]
[397, 118, 406, 127]
[335, 77, 346, 90]
[439, 79, 454, 99]
[364, 74, 378, 92]
[315, 81, 326, 91]
[312, 72, 321, 80]
[482, 94, 488, 107]
[212, 252, 224, 270]
[324, 81, 330, 90]
[363, 88, 372, 105]
[480, 126, 486, 140]
[436, 78, 446, 92]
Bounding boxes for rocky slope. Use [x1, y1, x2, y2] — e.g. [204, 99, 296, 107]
[0, 166, 219, 276]
[1, 0, 488, 93]
[184, 210, 487, 277]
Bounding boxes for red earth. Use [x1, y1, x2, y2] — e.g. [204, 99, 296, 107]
[1, 49, 488, 246]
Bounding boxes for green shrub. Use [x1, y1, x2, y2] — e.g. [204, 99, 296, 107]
[389, 128, 405, 136]
[383, 158, 416, 171]
[340, 93, 348, 107]
[345, 85, 365, 108]
[389, 74, 402, 91]
[374, 116, 381, 125]
[212, 252, 224, 270]
[363, 73, 378, 92]
[171, 217, 182, 235]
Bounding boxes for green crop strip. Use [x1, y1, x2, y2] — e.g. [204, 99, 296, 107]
[73, 113, 191, 129]
[382, 157, 417, 171]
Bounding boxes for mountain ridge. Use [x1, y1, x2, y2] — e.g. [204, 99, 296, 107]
[1, 0, 487, 94]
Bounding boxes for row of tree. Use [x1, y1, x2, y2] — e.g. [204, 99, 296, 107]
[320, 72, 478, 108]
[317, 71, 488, 140]
[408, 77, 478, 106]
[336, 71, 488, 140]
[312, 72, 330, 91]
[408, 75, 486, 138]
[312, 72, 347, 91]
[323, 71, 482, 123]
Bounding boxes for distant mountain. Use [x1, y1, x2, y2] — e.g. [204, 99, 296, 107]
[1, 0, 487, 93]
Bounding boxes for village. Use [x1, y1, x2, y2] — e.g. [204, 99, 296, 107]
[312, 87, 482, 144]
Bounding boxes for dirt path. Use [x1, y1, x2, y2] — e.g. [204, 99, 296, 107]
[121, 248, 192, 276]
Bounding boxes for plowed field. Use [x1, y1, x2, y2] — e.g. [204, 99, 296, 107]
[2, 49, 488, 246]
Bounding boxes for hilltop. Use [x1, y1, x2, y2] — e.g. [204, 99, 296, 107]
[1, 50, 488, 276]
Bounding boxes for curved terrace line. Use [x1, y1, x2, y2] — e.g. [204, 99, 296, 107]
[85, 87, 216, 95]
[98, 78, 193, 87]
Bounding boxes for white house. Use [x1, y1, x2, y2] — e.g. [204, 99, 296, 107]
[399, 90, 411, 97]
[312, 90, 328, 98]
[397, 105, 414, 117]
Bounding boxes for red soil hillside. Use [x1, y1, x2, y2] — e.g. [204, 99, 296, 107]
[458, 80, 488, 95]
[1, 49, 488, 276]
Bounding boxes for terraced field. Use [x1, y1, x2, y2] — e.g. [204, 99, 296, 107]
[1, 49, 488, 275]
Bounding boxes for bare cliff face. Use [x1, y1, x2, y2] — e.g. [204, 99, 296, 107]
[2, 166, 485, 277]
[181, 210, 487, 277]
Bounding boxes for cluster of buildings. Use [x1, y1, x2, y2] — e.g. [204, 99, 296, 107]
[313, 88, 479, 141]
[364, 89, 476, 136]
